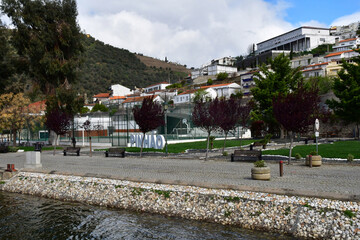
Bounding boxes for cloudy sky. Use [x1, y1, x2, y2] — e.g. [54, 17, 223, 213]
[5, 0, 360, 68]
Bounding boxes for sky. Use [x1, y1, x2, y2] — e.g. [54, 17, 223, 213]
[3, 0, 360, 68]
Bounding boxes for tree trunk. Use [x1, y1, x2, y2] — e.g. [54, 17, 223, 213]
[357, 123, 359, 140]
[288, 131, 293, 165]
[280, 127, 285, 139]
[239, 130, 243, 149]
[12, 131, 16, 147]
[223, 132, 228, 153]
[140, 132, 145, 157]
[89, 136, 92, 157]
[53, 134, 58, 156]
[205, 132, 210, 161]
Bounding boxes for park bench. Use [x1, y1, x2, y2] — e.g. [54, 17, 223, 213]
[105, 147, 125, 158]
[230, 149, 262, 162]
[63, 147, 81, 156]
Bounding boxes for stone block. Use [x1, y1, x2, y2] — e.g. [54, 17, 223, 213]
[25, 151, 42, 168]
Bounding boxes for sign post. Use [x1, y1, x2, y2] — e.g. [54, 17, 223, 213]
[315, 119, 319, 155]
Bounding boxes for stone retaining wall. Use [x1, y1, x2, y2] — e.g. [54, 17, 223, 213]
[1, 172, 359, 239]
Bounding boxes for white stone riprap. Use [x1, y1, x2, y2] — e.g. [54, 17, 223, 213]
[1, 172, 359, 239]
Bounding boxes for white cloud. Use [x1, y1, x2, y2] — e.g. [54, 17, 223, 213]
[77, 0, 295, 67]
[331, 11, 360, 26]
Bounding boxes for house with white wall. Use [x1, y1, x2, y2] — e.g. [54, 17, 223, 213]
[301, 62, 329, 78]
[240, 71, 258, 96]
[200, 83, 241, 99]
[144, 82, 170, 93]
[173, 88, 217, 104]
[191, 57, 237, 79]
[110, 84, 133, 97]
[333, 37, 360, 52]
[122, 95, 163, 108]
[324, 50, 359, 62]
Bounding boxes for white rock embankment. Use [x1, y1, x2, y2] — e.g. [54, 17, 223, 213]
[1, 172, 359, 239]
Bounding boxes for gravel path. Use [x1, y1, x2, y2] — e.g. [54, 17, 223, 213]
[1, 150, 360, 201]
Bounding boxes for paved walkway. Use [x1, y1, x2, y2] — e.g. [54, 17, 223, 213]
[1, 150, 360, 201]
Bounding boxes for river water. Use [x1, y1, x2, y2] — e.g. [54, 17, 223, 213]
[0, 192, 294, 240]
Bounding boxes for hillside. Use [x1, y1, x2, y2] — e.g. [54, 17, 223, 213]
[75, 35, 189, 97]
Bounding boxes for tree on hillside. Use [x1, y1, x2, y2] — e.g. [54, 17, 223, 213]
[192, 99, 219, 161]
[273, 87, 320, 164]
[251, 53, 303, 137]
[1, 0, 84, 94]
[326, 49, 360, 139]
[0, 93, 39, 146]
[46, 87, 84, 117]
[45, 108, 71, 155]
[132, 96, 165, 157]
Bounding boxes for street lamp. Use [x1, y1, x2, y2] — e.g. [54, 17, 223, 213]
[315, 118, 319, 155]
[164, 103, 168, 156]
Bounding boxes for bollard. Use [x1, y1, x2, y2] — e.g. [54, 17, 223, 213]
[5, 164, 16, 172]
[250, 144, 253, 151]
[279, 161, 283, 177]
[309, 155, 312, 168]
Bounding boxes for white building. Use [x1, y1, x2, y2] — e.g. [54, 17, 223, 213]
[291, 54, 325, 69]
[110, 84, 133, 97]
[122, 95, 163, 108]
[144, 82, 170, 93]
[301, 62, 328, 78]
[191, 57, 237, 79]
[200, 83, 241, 99]
[324, 50, 359, 62]
[173, 88, 217, 104]
[333, 37, 360, 52]
[240, 71, 258, 96]
[256, 26, 336, 55]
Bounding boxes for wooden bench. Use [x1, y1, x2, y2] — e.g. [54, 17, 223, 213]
[105, 147, 125, 158]
[63, 147, 80, 156]
[231, 150, 262, 162]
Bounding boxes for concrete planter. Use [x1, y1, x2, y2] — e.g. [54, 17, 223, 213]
[251, 166, 270, 180]
[305, 155, 322, 167]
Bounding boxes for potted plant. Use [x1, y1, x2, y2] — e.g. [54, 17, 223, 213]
[251, 160, 270, 180]
[306, 151, 322, 167]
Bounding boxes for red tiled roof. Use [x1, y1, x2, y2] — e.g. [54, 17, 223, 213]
[28, 100, 46, 112]
[93, 93, 110, 98]
[178, 89, 197, 96]
[200, 83, 233, 89]
[109, 96, 126, 100]
[122, 95, 159, 104]
[304, 62, 329, 68]
[339, 38, 356, 43]
[302, 68, 323, 72]
[145, 82, 169, 88]
[325, 50, 353, 58]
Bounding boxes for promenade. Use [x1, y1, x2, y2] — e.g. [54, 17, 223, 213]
[1, 149, 359, 201]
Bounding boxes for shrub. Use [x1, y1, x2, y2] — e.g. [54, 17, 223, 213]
[254, 160, 266, 167]
[295, 153, 302, 159]
[310, 151, 317, 156]
[347, 154, 354, 162]
[222, 151, 228, 156]
[207, 78, 213, 85]
[8, 146, 19, 152]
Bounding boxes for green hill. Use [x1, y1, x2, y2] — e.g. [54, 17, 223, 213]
[75, 35, 190, 97]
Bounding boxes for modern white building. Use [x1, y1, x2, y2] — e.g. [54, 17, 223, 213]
[110, 84, 133, 97]
[144, 82, 170, 93]
[256, 26, 337, 55]
[200, 83, 241, 99]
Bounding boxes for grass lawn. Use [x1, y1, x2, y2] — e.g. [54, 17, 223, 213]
[120, 139, 255, 154]
[17, 146, 63, 152]
[263, 141, 360, 159]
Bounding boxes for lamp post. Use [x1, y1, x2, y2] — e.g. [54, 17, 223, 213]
[164, 103, 168, 156]
[315, 118, 319, 155]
